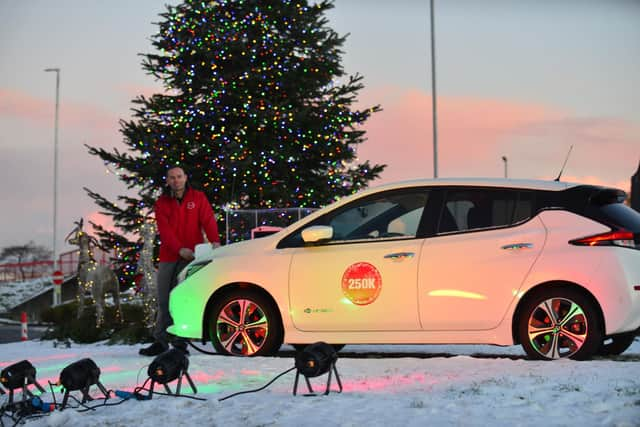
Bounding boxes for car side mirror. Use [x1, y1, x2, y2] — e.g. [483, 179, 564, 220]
[194, 242, 215, 261]
[301, 225, 333, 243]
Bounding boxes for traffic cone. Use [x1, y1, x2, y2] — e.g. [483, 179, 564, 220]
[20, 311, 28, 341]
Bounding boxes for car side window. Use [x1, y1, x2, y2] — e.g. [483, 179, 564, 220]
[513, 191, 534, 223]
[278, 189, 429, 248]
[329, 191, 428, 242]
[437, 189, 533, 234]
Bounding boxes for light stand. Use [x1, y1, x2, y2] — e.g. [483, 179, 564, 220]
[146, 349, 197, 399]
[58, 358, 110, 410]
[0, 360, 46, 405]
[293, 342, 342, 396]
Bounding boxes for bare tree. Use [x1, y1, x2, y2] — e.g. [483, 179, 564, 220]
[0, 241, 52, 280]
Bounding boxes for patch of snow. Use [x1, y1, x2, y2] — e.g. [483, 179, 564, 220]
[0, 340, 638, 426]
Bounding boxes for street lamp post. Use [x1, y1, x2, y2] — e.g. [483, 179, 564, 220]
[430, 0, 438, 178]
[44, 67, 60, 305]
[502, 156, 508, 179]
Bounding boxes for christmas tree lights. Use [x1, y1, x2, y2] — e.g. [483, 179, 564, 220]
[85, 0, 384, 283]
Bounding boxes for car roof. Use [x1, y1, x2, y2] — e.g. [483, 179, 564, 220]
[286, 178, 581, 231]
[364, 177, 580, 194]
[267, 177, 611, 247]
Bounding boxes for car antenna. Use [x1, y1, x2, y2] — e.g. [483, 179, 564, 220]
[554, 145, 573, 181]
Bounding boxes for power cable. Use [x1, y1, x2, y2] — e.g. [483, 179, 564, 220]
[218, 367, 296, 402]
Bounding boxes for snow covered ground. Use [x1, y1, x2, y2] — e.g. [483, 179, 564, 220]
[1, 339, 639, 427]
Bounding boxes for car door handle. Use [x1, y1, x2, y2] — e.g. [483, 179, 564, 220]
[384, 252, 415, 260]
[501, 243, 534, 250]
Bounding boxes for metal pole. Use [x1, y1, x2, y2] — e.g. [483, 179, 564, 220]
[502, 156, 508, 179]
[45, 68, 60, 305]
[430, 0, 438, 178]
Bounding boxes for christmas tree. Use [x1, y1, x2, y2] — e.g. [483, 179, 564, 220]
[86, 0, 384, 283]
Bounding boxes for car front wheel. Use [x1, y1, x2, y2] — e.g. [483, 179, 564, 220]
[518, 288, 602, 360]
[208, 289, 283, 356]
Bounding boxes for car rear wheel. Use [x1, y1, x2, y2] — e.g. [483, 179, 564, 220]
[208, 289, 283, 356]
[597, 331, 637, 356]
[518, 288, 602, 360]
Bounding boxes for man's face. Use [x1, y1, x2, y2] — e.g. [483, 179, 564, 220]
[166, 167, 187, 193]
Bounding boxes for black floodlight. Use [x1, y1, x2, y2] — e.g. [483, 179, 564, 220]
[293, 342, 342, 396]
[145, 349, 196, 399]
[58, 358, 110, 409]
[0, 360, 45, 404]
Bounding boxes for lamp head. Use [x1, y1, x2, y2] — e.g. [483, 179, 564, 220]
[294, 342, 337, 378]
[148, 349, 189, 384]
[0, 360, 37, 390]
[59, 358, 101, 391]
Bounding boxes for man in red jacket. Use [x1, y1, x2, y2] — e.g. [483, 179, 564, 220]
[139, 165, 220, 356]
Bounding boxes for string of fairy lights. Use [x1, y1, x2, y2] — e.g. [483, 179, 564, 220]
[130, 1, 370, 199]
[69, 227, 122, 327]
[137, 221, 158, 328]
[86, 0, 382, 292]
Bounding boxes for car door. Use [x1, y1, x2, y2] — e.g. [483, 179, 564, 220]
[418, 188, 546, 330]
[284, 189, 429, 332]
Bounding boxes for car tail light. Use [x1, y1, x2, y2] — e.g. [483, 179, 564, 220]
[570, 230, 639, 249]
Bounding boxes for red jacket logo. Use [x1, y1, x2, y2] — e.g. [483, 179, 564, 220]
[186, 202, 196, 209]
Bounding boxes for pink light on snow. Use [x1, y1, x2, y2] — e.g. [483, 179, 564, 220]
[0, 353, 81, 368]
[99, 365, 124, 373]
[338, 372, 444, 393]
[188, 370, 226, 384]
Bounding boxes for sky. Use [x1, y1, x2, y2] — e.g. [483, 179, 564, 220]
[1, 339, 639, 426]
[0, 0, 639, 254]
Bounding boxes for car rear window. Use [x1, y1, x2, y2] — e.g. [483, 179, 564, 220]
[438, 189, 534, 233]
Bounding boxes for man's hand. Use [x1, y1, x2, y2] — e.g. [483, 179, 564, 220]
[179, 248, 195, 261]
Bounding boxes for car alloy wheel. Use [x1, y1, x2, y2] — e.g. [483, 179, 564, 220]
[209, 290, 282, 356]
[519, 288, 602, 360]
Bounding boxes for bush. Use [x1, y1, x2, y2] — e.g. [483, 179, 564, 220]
[41, 302, 153, 344]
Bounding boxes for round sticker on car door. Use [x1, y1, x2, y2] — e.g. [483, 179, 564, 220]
[341, 262, 382, 305]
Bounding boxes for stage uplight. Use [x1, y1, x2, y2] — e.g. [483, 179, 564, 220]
[0, 360, 46, 404]
[58, 358, 110, 409]
[146, 349, 197, 398]
[218, 343, 344, 402]
[293, 342, 342, 396]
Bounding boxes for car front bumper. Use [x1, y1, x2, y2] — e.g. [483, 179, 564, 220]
[167, 278, 207, 339]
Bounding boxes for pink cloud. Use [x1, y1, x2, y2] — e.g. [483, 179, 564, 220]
[355, 87, 639, 186]
[0, 88, 50, 122]
[83, 210, 141, 242]
[0, 87, 118, 131]
[85, 210, 118, 236]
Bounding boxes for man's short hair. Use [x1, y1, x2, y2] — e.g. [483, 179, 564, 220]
[166, 165, 185, 175]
